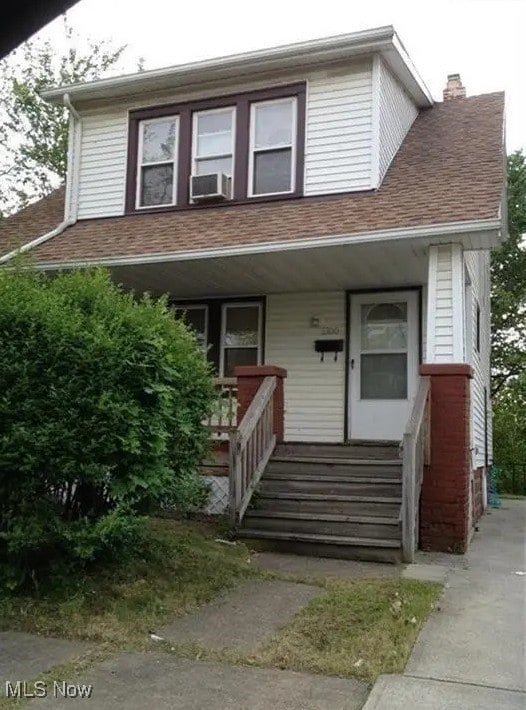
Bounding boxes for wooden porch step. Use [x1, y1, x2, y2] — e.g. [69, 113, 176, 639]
[273, 443, 399, 461]
[245, 510, 399, 524]
[269, 456, 401, 466]
[255, 495, 401, 518]
[256, 491, 401, 518]
[260, 479, 401, 497]
[238, 529, 400, 547]
[258, 491, 402, 504]
[269, 454, 402, 470]
[237, 529, 402, 563]
[243, 510, 400, 539]
[264, 473, 401, 485]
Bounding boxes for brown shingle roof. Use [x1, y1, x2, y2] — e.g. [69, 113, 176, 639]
[0, 187, 65, 257]
[0, 93, 505, 264]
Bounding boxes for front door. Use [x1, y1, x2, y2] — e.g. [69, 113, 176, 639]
[348, 291, 419, 441]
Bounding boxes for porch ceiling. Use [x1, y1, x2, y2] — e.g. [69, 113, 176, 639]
[109, 239, 429, 298]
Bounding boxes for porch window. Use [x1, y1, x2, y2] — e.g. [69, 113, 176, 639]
[249, 98, 296, 196]
[172, 305, 208, 350]
[137, 116, 178, 208]
[360, 302, 408, 399]
[192, 107, 235, 179]
[221, 303, 262, 376]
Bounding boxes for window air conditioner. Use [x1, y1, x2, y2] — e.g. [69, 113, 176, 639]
[190, 172, 231, 201]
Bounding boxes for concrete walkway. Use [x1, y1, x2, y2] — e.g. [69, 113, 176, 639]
[363, 499, 526, 709]
[32, 653, 369, 709]
[0, 632, 90, 695]
[158, 579, 319, 651]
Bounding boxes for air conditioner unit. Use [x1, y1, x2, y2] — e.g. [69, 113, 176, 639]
[190, 172, 231, 202]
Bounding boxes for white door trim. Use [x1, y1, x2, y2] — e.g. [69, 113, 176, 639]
[347, 289, 420, 441]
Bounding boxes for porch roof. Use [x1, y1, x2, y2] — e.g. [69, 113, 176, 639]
[0, 92, 505, 265]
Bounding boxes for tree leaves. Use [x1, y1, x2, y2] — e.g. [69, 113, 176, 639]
[491, 150, 526, 396]
[0, 19, 126, 215]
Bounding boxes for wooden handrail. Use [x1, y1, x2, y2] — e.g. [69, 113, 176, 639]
[401, 376, 431, 562]
[229, 376, 277, 524]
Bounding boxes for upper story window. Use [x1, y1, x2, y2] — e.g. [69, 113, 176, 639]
[249, 98, 296, 196]
[193, 107, 235, 179]
[125, 83, 306, 213]
[137, 117, 178, 208]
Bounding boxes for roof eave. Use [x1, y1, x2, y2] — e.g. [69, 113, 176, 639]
[41, 26, 433, 108]
[29, 217, 502, 271]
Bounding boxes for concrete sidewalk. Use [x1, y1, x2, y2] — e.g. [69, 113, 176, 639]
[363, 499, 526, 709]
[31, 653, 369, 709]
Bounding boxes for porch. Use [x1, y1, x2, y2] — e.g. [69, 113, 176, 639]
[104, 236, 480, 561]
[111, 235, 437, 445]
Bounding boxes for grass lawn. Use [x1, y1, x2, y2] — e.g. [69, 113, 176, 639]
[171, 576, 441, 684]
[0, 518, 442, 701]
[256, 577, 441, 682]
[0, 519, 254, 647]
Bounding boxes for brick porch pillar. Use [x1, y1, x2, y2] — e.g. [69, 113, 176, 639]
[234, 365, 287, 442]
[419, 364, 473, 553]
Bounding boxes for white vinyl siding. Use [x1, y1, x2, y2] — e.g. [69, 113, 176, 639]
[377, 59, 418, 184]
[265, 292, 346, 442]
[304, 60, 373, 195]
[465, 250, 492, 468]
[74, 60, 376, 219]
[77, 111, 128, 219]
[425, 244, 464, 363]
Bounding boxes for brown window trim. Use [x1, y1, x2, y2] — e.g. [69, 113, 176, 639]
[125, 83, 306, 214]
[170, 295, 266, 375]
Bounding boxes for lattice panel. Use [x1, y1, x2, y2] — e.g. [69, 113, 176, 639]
[203, 475, 230, 515]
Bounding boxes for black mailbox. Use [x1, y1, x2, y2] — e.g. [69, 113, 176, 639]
[314, 339, 344, 362]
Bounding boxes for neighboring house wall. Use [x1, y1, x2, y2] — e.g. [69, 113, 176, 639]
[376, 58, 418, 184]
[465, 249, 493, 468]
[265, 291, 346, 442]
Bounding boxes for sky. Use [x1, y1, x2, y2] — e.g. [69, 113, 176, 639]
[31, 0, 526, 152]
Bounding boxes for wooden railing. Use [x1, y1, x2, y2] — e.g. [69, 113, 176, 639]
[206, 377, 238, 436]
[229, 376, 277, 524]
[400, 376, 431, 563]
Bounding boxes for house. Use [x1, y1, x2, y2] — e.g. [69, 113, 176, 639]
[0, 26, 506, 562]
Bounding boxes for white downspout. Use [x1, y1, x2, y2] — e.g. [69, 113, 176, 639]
[0, 93, 81, 265]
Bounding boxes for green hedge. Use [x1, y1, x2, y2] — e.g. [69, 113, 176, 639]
[0, 267, 214, 590]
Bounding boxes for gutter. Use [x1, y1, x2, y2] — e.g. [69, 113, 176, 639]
[0, 93, 81, 265]
[32, 217, 502, 271]
[0, 220, 76, 265]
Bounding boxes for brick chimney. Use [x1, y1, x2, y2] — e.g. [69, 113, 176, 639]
[443, 74, 466, 100]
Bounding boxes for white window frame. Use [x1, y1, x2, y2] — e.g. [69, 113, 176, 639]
[136, 115, 179, 209]
[191, 107, 236, 188]
[220, 302, 263, 377]
[248, 97, 297, 198]
[172, 304, 209, 351]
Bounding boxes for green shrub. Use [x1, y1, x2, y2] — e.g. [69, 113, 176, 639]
[168, 471, 212, 514]
[0, 267, 214, 590]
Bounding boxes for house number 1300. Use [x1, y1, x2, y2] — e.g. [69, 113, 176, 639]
[321, 327, 340, 335]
